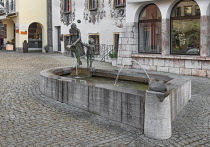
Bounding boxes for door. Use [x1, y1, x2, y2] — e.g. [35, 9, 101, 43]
[57, 26, 61, 51]
[114, 33, 119, 53]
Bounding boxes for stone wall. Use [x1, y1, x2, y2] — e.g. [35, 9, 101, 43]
[117, 22, 138, 68]
[40, 67, 145, 131]
[132, 54, 210, 78]
[40, 66, 191, 139]
[145, 77, 191, 140]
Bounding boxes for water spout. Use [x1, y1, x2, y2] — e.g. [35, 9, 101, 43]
[114, 64, 124, 86]
[132, 59, 151, 80]
[114, 60, 151, 86]
[73, 52, 80, 79]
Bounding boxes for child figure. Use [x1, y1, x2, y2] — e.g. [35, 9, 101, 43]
[83, 38, 95, 68]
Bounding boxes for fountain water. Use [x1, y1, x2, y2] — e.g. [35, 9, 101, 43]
[73, 52, 80, 79]
[132, 59, 150, 80]
[114, 64, 124, 86]
[114, 59, 151, 86]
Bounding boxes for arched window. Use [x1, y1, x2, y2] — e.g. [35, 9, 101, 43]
[139, 4, 162, 53]
[171, 0, 200, 55]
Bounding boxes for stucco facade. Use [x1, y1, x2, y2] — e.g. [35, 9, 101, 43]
[0, 0, 48, 52]
[51, 0, 125, 55]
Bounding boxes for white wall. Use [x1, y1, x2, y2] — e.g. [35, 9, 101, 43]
[127, 0, 210, 23]
[52, 0, 124, 53]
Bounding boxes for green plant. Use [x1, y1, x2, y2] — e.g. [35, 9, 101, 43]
[6, 41, 10, 44]
[11, 39, 15, 43]
[109, 51, 118, 58]
[23, 40, 27, 43]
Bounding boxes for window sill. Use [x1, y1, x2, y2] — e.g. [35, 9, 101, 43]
[89, 8, 98, 11]
[131, 53, 210, 61]
[114, 4, 126, 8]
[64, 11, 71, 14]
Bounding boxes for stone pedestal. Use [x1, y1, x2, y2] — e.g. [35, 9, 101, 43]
[144, 90, 171, 140]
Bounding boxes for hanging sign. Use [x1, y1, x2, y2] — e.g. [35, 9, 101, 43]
[20, 24, 27, 35]
[15, 23, 19, 33]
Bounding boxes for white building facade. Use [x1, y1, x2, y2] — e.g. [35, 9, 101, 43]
[50, 0, 210, 78]
[51, 0, 126, 60]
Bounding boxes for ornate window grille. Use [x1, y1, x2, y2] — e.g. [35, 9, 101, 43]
[83, 0, 106, 24]
[60, 0, 75, 26]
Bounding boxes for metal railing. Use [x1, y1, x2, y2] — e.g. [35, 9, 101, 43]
[97, 44, 114, 62]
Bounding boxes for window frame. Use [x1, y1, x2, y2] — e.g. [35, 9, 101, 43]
[88, 34, 100, 54]
[138, 4, 162, 54]
[64, 0, 72, 14]
[114, 0, 126, 8]
[4, 24, 7, 38]
[170, 0, 201, 55]
[89, 0, 99, 11]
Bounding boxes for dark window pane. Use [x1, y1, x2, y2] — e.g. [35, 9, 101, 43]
[171, 0, 200, 55]
[139, 22, 162, 53]
[140, 5, 161, 20]
[171, 0, 200, 18]
[139, 5, 162, 53]
[171, 19, 200, 55]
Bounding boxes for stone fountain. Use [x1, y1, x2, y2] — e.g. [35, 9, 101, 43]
[40, 24, 191, 140]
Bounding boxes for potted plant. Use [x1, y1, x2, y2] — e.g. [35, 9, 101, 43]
[109, 51, 118, 66]
[23, 40, 28, 53]
[44, 45, 49, 52]
[6, 41, 13, 50]
[11, 39, 15, 51]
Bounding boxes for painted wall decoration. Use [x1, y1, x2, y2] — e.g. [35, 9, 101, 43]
[20, 24, 28, 35]
[15, 23, 19, 33]
[83, 0, 106, 24]
[108, 0, 126, 28]
[60, 0, 76, 26]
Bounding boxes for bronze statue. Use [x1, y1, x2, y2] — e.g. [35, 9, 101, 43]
[83, 38, 95, 68]
[66, 23, 84, 67]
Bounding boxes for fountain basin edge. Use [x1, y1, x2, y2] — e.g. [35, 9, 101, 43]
[40, 66, 191, 139]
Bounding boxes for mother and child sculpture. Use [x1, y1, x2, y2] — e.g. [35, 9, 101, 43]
[66, 23, 95, 68]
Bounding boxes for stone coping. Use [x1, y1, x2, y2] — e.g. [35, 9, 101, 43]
[131, 53, 210, 61]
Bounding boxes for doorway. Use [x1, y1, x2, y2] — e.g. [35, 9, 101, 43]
[56, 26, 61, 52]
[114, 33, 119, 53]
[28, 22, 42, 51]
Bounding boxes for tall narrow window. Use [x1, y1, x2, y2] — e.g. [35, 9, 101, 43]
[114, 0, 126, 7]
[171, 0, 200, 55]
[139, 4, 162, 53]
[89, 34, 100, 54]
[64, 0, 71, 13]
[89, 0, 98, 11]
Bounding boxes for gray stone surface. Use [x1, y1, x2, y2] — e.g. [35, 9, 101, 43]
[0, 51, 209, 146]
[145, 91, 172, 140]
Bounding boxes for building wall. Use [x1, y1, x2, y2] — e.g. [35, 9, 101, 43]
[52, 0, 124, 53]
[117, 0, 210, 77]
[17, 0, 47, 50]
[1, 0, 48, 51]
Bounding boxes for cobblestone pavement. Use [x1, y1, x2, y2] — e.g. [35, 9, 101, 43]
[0, 51, 209, 147]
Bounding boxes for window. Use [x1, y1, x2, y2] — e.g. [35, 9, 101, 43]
[138, 4, 162, 53]
[171, 0, 200, 55]
[89, 34, 100, 54]
[184, 6, 192, 16]
[114, 0, 126, 7]
[4, 24, 6, 38]
[89, 0, 98, 11]
[114, 33, 119, 53]
[64, 0, 71, 13]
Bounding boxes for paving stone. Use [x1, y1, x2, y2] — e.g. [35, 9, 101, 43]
[0, 52, 209, 146]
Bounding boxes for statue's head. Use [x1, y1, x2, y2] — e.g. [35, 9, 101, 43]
[71, 23, 77, 29]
